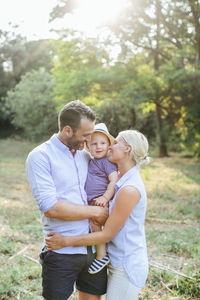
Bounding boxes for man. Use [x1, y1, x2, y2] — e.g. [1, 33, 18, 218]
[26, 100, 108, 300]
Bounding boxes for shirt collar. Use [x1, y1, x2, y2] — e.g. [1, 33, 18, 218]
[50, 134, 71, 154]
[115, 165, 138, 191]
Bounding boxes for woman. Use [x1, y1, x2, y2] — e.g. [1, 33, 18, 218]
[46, 130, 150, 300]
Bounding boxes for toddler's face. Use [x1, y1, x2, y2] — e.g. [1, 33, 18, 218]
[87, 132, 110, 159]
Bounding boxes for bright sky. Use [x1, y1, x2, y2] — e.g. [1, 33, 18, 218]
[0, 0, 127, 40]
[0, 0, 59, 40]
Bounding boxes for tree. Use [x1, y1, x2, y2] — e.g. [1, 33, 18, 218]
[0, 26, 55, 137]
[163, 66, 200, 156]
[188, 0, 200, 62]
[49, 0, 200, 156]
[49, 0, 174, 156]
[6, 69, 57, 140]
[52, 36, 115, 105]
[102, 0, 199, 156]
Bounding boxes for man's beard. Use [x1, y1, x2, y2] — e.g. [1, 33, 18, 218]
[67, 136, 84, 151]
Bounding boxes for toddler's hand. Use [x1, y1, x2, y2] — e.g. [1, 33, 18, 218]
[93, 196, 108, 207]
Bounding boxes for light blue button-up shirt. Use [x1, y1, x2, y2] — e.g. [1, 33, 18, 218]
[26, 134, 91, 254]
[107, 166, 148, 288]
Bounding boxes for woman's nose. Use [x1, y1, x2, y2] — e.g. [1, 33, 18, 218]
[85, 135, 91, 142]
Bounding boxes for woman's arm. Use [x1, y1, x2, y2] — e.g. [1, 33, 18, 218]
[45, 185, 140, 250]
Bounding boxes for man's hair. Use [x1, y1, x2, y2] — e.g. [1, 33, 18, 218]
[58, 100, 96, 131]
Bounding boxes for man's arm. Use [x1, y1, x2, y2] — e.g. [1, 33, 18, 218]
[26, 150, 108, 224]
[44, 201, 108, 224]
[45, 186, 140, 250]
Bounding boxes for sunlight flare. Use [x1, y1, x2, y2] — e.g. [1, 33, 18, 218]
[67, 0, 127, 35]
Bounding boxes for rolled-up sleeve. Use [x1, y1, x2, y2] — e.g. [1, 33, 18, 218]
[26, 150, 57, 212]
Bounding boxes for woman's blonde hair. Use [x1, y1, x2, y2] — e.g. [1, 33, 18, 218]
[118, 130, 151, 167]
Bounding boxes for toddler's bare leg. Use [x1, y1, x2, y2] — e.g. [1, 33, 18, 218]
[91, 222, 107, 259]
[88, 221, 109, 274]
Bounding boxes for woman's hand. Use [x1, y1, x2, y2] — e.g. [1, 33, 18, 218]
[45, 232, 66, 250]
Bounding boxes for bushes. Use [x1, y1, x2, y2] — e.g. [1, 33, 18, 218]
[6, 69, 58, 141]
[172, 271, 200, 297]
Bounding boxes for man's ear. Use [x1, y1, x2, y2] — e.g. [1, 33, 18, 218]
[63, 126, 73, 137]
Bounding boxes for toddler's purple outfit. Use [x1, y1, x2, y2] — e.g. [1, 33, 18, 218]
[85, 156, 117, 274]
[85, 156, 117, 203]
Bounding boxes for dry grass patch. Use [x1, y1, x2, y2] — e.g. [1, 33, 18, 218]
[0, 139, 199, 299]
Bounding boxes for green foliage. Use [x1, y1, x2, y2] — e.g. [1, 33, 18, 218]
[0, 262, 41, 299]
[0, 236, 17, 255]
[167, 240, 188, 255]
[1, 29, 54, 85]
[23, 224, 43, 240]
[49, 0, 78, 22]
[94, 97, 156, 140]
[0, 28, 54, 138]
[107, 0, 200, 156]
[52, 38, 110, 105]
[139, 292, 150, 300]
[147, 269, 200, 298]
[6, 69, 57, 140]
[161, 66, 200, 157]
[172, 271, 200, 297]
[50, 32, 199, 156]
[94, 99, 137, 137]
[1, 0, 199, 154]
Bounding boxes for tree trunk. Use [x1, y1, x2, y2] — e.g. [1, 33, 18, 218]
[188, 0, 200, 62]
[156, 104, 168, 157]
[154, 0, 168, 157]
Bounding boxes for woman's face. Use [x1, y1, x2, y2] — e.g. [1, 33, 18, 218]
[108, 136, 127, 163]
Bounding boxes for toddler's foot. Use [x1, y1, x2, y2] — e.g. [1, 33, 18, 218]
[88, 254, 110, 274]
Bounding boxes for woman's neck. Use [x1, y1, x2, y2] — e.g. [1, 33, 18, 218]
[117, 159, 136, 177]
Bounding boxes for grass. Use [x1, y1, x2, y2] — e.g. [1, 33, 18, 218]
[0, 138, 200, 299]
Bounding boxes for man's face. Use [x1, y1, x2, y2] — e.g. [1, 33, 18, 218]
[67, 118, 95, 150]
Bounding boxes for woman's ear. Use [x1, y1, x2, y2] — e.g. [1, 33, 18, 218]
[125, 144, 132, 154]
[63, 125, 73, 137]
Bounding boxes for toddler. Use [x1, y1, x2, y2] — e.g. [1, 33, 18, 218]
[85, 123, 118, 274]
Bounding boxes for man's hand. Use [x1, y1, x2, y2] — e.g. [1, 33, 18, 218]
[92, 205, 109, 226]
[45, 232, 66, 250]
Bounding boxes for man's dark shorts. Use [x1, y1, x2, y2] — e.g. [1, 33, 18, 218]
[40, 247, 107, 300]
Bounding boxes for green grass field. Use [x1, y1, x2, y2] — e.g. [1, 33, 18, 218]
[0, 138, 200, 300]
